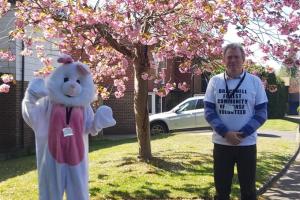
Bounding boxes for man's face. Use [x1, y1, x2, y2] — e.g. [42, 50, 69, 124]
[223, 48, 244, 76]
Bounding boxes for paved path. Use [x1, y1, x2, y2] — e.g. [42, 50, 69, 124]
[261, 125, 300, 200]
[262, 152, 300, 200]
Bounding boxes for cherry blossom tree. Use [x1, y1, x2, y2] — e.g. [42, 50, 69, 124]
[2, 0, 300, 160]
[0, 0, 10, 16]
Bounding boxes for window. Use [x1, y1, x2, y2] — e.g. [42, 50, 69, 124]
[177, 100, 197, 112]
[148, 94, 153, 114]
[148, 92, 163, 114]
[196, 99, 204, 109]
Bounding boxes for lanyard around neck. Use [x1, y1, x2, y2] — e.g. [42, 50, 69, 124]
[224, 72, 246, 99]
[66, 107, 73, 125]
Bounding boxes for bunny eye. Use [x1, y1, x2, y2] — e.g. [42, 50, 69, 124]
[76, 80, 81, 84]
[64, 77, 69, 82]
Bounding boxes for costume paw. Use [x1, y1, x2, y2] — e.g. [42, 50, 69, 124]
[27, 78, 48, 99]
[94, 105, 116, 129]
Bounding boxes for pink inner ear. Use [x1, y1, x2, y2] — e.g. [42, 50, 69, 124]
[57, 56, 74, 64]
[77, 64, 89, 76]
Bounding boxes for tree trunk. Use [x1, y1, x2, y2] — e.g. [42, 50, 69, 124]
[133, 44, 152, 161]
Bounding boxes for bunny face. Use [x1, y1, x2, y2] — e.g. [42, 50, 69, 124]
[46, 62, 96, 107]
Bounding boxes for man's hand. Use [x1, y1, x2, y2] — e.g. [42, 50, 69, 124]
[225, 131, 242, 145]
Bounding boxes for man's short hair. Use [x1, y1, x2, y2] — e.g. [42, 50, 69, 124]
[223, 43, 245, 61]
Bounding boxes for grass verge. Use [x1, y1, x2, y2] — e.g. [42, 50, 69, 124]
[0, 130, 298, 200]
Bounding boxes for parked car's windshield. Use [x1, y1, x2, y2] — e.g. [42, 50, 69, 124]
[176, 99, 197, 112]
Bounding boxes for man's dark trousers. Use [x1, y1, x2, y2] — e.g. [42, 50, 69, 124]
[213, 143, 257, 200]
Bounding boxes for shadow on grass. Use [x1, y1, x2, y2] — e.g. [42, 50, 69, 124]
[89, 138, 137, 152]
[170, 182, 216, 199]
[256, 152, 291, 184]
[0, 134, 176, 182]
[99, 182, 215, 199]
[91, 185, 172, 199]
[89, 151, 294, 199]
[258, 133, 281, 138]
[147, 156, 186, 172]
[0, 155, 36, 182]
[116, 157, 137, 167]
[150, 152, 213, 172]
[89, 133, 175, 153]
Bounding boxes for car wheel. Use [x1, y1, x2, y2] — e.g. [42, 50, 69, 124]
[150, 122, 168, 135]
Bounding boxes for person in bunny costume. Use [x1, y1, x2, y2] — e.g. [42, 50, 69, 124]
[22, 55, 116, 200]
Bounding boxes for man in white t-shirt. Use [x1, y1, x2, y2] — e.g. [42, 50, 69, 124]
[204, 43, 268, 200]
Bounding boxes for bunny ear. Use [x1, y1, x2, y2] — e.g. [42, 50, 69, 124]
[77, 63, 90, 76]
[57, 54, 74, 64]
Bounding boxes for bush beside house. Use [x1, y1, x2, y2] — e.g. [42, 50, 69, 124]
[265, 73, 287, 118]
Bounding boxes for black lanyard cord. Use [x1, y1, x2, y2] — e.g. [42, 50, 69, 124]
[66, 107, 73, 125]
[224, 72, 246, 99]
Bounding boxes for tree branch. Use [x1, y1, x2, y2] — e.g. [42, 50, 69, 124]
[94, 24, 134, 58]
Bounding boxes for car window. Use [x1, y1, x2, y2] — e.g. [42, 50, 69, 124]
[177, 99, 197, 112]
[196, 99, 204, 109]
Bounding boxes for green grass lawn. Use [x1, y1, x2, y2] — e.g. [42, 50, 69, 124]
[259, 119, 299, 132]
[0, 119, 298, 199]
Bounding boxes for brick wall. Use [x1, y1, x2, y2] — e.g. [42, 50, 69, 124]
[0, 80, 35, 156]
[0, 84, 17, 153]
[104, 92, 136, 134]
[100, 64, 136, 134]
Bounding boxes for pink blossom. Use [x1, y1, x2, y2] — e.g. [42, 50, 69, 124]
[100, 89, 110, 100]
[265, 66, 275, 73]
[113, 79, 124, 86]
[233, 0, 246, 8]
[147, 37, 158, 45]
[283, 57, 294, 68]
[260, 44, 271, 54]
[0, 0, 10, 16]
[117, 85, 126, 92]
[1, 74, 13, 83]
[0, 51, 15, 61]
[34, 66, 54, 78]
[41, 57, 53, 66]
[20, 48, 33, 56]
[0, 84, 10, 93]
[294, 60, 300, 67]
[165, 83, 176, 91]
[114, 91, 124, 98]
[193, 68, 202, 75]
[154, 88, 168, 97]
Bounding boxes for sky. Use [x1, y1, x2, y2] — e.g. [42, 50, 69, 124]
[223, 24, 282, 72]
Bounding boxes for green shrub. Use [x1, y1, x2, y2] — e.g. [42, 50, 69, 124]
[265, 73, 287, 118]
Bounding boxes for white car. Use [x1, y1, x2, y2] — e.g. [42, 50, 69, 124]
[149, 96, 210, 135]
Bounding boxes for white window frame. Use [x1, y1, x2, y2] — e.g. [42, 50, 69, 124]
[148, 92, 156, 115]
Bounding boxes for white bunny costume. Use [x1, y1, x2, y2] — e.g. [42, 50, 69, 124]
[22, 55, 116, 200]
